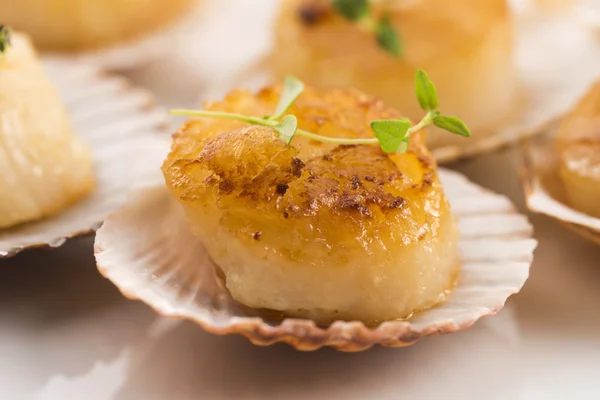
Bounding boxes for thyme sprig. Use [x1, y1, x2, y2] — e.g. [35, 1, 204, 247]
[332, 0, 402, 57]
[0, 25, 11, 54]
[170, 69, 470, 154]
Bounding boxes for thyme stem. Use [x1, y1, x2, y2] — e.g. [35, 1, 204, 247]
[170, 109, 381, 146]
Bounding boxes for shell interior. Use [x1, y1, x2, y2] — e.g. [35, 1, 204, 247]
[521, 135, 600, 245]
[0, 61, 170, 258]
[95, 169, 537, 352]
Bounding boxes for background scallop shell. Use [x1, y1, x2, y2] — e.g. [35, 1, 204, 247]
[437, 1, 600, 162]
[0, 61, 169, 258]
[521, 135, 600, 246]
[193, 0, 600, 163]
[94, 169, 537, 352]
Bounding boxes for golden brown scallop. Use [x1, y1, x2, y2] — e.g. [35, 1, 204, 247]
[556, 80, 600, 218]
[0, 32, 94, 228]
[1, 0, 194, 51]
[272, 0, 516, 149]
[162, 84, 459, 325]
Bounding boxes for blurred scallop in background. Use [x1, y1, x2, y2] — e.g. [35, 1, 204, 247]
[1, 0, 197, 52]
[272, 0, 516, 149]
[0, 31, 94, 230]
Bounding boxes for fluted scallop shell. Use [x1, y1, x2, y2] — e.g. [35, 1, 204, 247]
[0, 61, 169, 258]
[199, 0, 600, 163]
[94, 169, 536, 352]
[521, 135, 600, 246]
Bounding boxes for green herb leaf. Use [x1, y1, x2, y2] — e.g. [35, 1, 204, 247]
[169, 69, 470, 151]
[414, 69, 439, 111]
[371, 118, 411, 153]
[0, 25, 11, 54]
[376, 15, 402, 57]
[333, 0, 370, 21]
[274, 115, 299, 144]
[433, 115, 471, 137]
[273, 76, 305, 119]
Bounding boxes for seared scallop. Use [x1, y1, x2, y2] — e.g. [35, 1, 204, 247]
[1, 0, 194, 51]
[272, 0, 516, 148]
[556, 80, 600, 218]
[162, 84, 459, 325]
[0, 32, 94, 229]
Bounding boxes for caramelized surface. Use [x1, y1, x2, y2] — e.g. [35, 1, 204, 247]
[165, 86, 442, 247]
[557, 81, 600, 218]
[163, 85, 458, 324]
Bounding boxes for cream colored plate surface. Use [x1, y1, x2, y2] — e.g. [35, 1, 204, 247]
[94, 169, 537, 351]
[0, 62, 169, 258]
[521, 136, 600, 246]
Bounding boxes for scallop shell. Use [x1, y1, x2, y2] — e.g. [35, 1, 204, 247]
[521, 135, 600, 245]
[197, 0, 600, 163]
[440, 2, 600, 162]
[94, 169, 537, 352]
[0, 61, 169, 258]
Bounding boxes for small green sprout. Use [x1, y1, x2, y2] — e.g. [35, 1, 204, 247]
[170, 69, 470, 154]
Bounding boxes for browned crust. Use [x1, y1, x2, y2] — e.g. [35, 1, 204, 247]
[296, 0, 333, 26]
[162, 85, 439, 222]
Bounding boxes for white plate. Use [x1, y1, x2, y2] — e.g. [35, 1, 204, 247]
[94, 169, 537, 351]
[0, 61, 170, 258]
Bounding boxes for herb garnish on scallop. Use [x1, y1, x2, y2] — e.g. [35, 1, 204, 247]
[162, 71, 469, 324]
